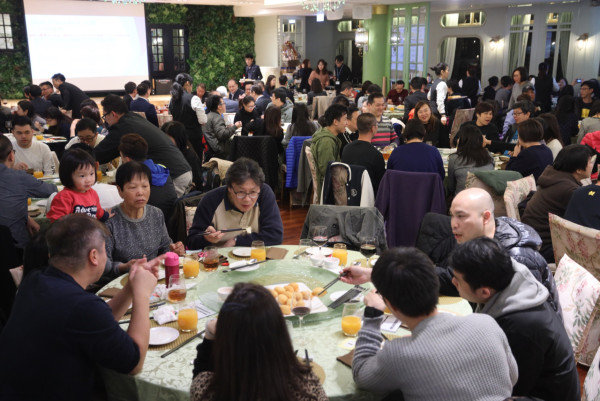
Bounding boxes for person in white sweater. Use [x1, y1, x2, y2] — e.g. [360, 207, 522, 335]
[10, 116, 55, 175]
[352, 247, 518, 401]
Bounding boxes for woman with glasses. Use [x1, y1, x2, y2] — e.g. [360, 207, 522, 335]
[234, 96, 260, 136]
[187, 157, 283, 249]
[204, 95, 242, 160]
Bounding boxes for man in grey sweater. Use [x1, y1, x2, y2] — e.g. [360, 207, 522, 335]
[353, 247, 518, 401]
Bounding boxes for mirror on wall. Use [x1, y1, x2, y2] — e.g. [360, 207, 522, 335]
[439, 36, 481, 80]
[336, 39, 362, 83]
[441, 11, 486, 27]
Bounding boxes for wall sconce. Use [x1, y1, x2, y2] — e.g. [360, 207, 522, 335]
[489, 36, 503, 50]
[355, 27, 369, 56]
[577, 33, 589, 50]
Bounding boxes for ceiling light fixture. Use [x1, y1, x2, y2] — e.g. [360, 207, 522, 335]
[302, 0, 345, 13]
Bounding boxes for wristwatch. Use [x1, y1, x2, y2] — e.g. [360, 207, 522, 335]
[364, 306, 384, 318]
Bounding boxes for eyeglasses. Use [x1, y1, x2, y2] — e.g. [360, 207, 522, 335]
[232, 190, 260, 199]
[78, 135, 96, 143]
[513, 111, 524, 116]
[102, 111, 110, 121]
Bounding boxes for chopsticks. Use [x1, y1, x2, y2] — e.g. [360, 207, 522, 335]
[317, 271, 349, 296]
[304, 349, 311, 369]
[161, 330, 205, 358]
[328, 285, 365, 309]
[195, 227, 247, 236]
[222, 259, 268, 272]
[118, 316, 155, 325]
[123, 301, 165, 316]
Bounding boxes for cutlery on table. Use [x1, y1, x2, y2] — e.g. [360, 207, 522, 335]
[328, 285, 365, 309]
[222, 259, 268, 272]
[304, 349, 311, 369]
[194, 227, 249, 236]
[317, 271, 350, 296]
[124, 301, 165, 317]
[161, 330, 205, 358]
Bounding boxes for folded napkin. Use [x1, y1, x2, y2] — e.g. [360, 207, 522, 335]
[153, 305, 177, 325]
[228, 260, 248, 269]
[266, 247, 288, 260]
[336, 349, 355, 368]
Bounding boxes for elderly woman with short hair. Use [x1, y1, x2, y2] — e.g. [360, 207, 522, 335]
[187, 157, 283, 249]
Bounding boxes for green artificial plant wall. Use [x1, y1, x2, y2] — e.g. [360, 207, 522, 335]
[0, 0, 31, 99]
[145, 3, 255, 90]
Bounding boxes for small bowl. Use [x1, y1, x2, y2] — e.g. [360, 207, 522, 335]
[368, 255, 380, 267]
[310, 254, 324, 267]
[323, 257, 340, 269]
[217, 286, 233, 301]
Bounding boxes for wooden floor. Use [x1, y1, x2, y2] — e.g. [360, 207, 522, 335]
[275, 200, 589, 393]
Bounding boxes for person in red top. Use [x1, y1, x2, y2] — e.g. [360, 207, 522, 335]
[386, 80, 409, 106]
[47, 148, 112, 222]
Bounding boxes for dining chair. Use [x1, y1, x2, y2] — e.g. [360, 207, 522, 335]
[304, 146, 320, 205]
[320, 162, 374, 207]
[465, 170, 523, 218]
[375, 170, 446, 248]
[554, 254, 600, 361]
[550, 214, 600, 365]
[503, 174, 536, 221]
[167, 192, 206, 246]
[228, 136, 280, 192]
[582, 346, 600, 400]
[51, 151, 60, 173]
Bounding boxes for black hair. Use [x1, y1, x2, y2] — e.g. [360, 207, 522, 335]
[430, 62, 448, 76]
[360, 80, 372, 93]
[450, 237, 515, 292]
[500, 75, 513, 87]
[310, 78, 323, 93]
[51, 73, 66, 82]
[357, 113, 377, 134]
[315, 59, 328, 75]
[115, 160, 152, 191]
[245, 53, 254, 60]
[487, 76, 499, 87]
[581, 80, 594, 90]
[537, 62, 548, 78]
[367, 84, 381, 94]
[371, 247, 439, 317]
[554, 95, 576, 121]
[251, 85, 263, 95]
[75, 118, 98, 135]
[272, 88, 287, 103]
[278, 75, 288, 85]
[13, 115, 32, 128]
[171, 73, 193, 103]
[101, 94, 128, 115]
[475, 101, 494, 116]
[163, 120, 189, 151]
[447, 80, 461, 94]
[241, 96, 255, 108]
[225, 157, 265, 188]
[29, 85, 42, 98]
[517, 119, 544, 142]
[39, 81, 53, 89]
[80, 105, 101, 125]
[119, 133, 148, 161]
[264, 107, 283, 140]
[409, 77, 422, 90]
[137, 83, 149, 97]
[590, 100, 600, 117]
[554, 144, 592, 173]
[402, 119, 426, 141]
[323, 104, 348, 127]
[512, 100, 535, 117]
[367, 92, 384, 104]
[335, 55, 344, 62]
[23, 227, 49, 277]
[455, 124, 493, 167]
[23, 86, 30, 97]
[206, 94, 223, 113]
[290, 103, 312, 136]
[17, 100, 35, 118]
[0, 135, 13, 163]
[512, 67, 528, 83]
[537, 114, 563, 145]
[341, 81, 353, 91]
[59, 148, 97, 189]
[348, 104, 359, 118]
[397, 79, 405, 86]
[69, 142, 96, 159]
[333, 95, 350, 107]
[124, 81, 136, 94]
[467, 65, 478, 77]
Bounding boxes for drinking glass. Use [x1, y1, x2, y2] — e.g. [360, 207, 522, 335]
[341, 301, 362, 336]
[33, 170, 43, 179]
[292, 291, 312, 331]
[311, 225, 328, 256]
[332, 243, 348, 267]
[202, 246, 219, 272]
[167, 275, 187, 304]
[177, 302, 198, 332]
[183, 254, 200, 278]
[297, 239, 313, 258]
[250, 240, 266, 261]
[360, 237, 377, 266]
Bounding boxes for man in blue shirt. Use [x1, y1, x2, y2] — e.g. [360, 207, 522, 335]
[0, 214, 162, 400]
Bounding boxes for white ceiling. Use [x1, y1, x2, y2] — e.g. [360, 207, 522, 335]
[135, 0, 572, 16]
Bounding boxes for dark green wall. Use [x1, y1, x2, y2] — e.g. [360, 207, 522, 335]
[0, 2, 255, 98]
[0, 0, 31, 99]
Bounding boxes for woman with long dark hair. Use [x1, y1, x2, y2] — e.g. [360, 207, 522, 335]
[162, 121, 203, 188]
[553, 95, 579, 145]
[447, 125, 494, 195]
[537, 114, 563, 160]
[169, 72, 206, 156]
[283, 103, 319, 148]
[298, 58, 313, 93]
[44, 106, 72, 139]
[534, 63, 557, 113]
[234, 96, 260, 135]
[414, 101, 442, 147]
[308, 59, 330, 91]
[428, 62, 450, 125]
[265, 75, 277, 96]
[17, 100, 46, 131]
[307, 78, 327, 106]
[191, 283, 327, 401]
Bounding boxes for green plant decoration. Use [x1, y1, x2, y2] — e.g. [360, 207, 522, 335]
[0, 0, 32, 99]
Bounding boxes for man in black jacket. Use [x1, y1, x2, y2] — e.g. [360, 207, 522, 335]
[450, 238, 579, 401]
[96, 95, 192, 197]
[402, 77, 428, 122]
[433, 188, 561, 317]
[51, 73, 90, 119]
[333, 55, 352, 94]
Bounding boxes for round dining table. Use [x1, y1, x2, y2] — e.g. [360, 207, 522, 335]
[98, 245, 471, 401]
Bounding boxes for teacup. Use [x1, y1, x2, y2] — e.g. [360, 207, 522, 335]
[310, 254, 324, 267]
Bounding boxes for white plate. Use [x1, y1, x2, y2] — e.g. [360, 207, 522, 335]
[232, 247, 251, 257]
[149, 327, 179, 345]
[28, 205, 39, 212]
[229, 260, 261, 272]
[265, 282, 328, 316]
[329, 290, 364, 303]
[305, 247, 333, 256]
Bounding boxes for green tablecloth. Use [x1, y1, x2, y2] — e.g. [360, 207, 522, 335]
[99, 245, 471, 401]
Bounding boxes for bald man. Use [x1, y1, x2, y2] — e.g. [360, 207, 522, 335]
[341, 188, 562, 317]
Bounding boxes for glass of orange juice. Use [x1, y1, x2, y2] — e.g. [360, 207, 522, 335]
[250, 240, 266, 261]
[341, 301, 362, 337]
[96, 170, 103, 181]
[332, 243, 348, 267]
[183, 255, 200, 278]
[35, 134, 44, 141]
[177, 302, 198, 332]
[33, 170, 43, 179]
